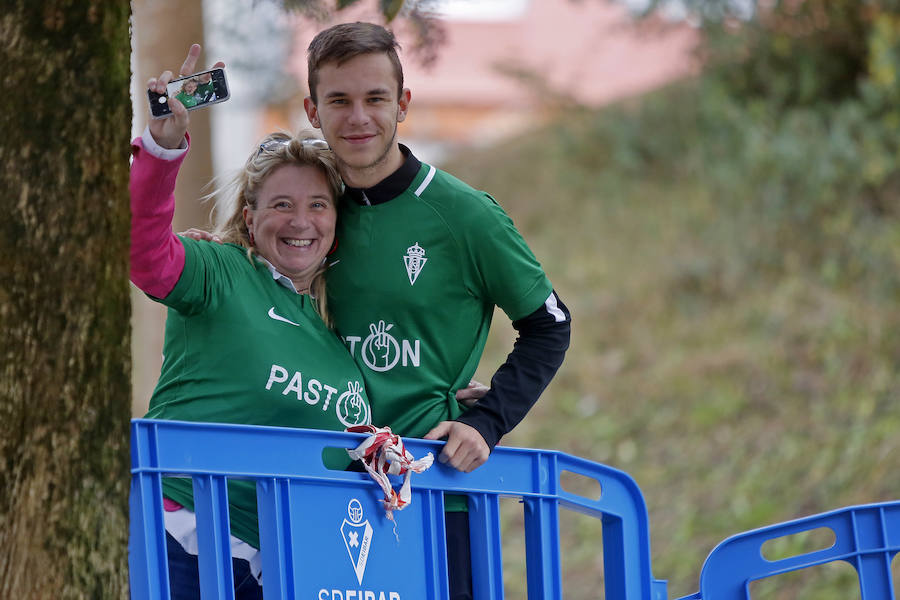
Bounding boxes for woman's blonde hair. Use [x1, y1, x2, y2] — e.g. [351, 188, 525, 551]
[211, 130, 342, 326]
[181, 78, 199, 93]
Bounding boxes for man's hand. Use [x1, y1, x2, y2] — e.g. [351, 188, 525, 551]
[455, 380, 489, 408]
[424, 421, 489, 473]
[147, 44, 224, 149]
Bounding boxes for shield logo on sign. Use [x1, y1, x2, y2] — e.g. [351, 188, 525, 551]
[341, 498, 374, 585]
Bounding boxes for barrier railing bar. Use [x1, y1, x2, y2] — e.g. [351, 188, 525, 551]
[468, 493, 504, 599]
[256, 478, 293, 600]
[421, 489, 450, 600]
[129, 423, 170, 600]
[524, 496, 563, 599]
[129, 471, 170, 600]
[192, 474, 234, 600]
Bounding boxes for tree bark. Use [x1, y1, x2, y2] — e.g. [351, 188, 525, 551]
[0, 3, 132, 598]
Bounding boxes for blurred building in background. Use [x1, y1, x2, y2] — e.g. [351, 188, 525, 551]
[257, 0, 697, 164]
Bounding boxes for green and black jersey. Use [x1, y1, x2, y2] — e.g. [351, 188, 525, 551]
[327, 161, 553, 443]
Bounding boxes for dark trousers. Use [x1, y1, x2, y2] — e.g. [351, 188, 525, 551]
[446, 511, 473, 600]
[165, 532, 262, 600]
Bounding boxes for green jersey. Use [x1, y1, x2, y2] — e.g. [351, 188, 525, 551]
[327, 163, 552, 441]
[145, 237, 371, 547]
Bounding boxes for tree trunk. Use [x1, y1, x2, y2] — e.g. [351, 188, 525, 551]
[131, 0, 211, 416]
[0, 4, 132, 598]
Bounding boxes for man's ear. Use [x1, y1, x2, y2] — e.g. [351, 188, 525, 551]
[303, 96, 320, 128]
[396, 88, 411, 123]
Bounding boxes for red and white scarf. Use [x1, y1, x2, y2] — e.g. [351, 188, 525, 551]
[346, 425, 434, 521]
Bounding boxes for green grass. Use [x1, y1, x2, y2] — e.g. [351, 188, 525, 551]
[445, 92, 900, 598]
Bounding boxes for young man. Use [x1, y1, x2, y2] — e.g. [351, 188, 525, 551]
[304, 22, 572, 599]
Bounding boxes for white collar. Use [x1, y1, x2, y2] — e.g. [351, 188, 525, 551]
[256, 255, 305, 294]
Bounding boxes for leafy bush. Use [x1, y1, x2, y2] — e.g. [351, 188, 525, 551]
[442, 5, 900, 596]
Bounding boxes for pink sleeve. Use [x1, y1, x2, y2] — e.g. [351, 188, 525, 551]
[129, 136, 189, 299]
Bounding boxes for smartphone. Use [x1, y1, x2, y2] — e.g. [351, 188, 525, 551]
[148, 67, 229, 119]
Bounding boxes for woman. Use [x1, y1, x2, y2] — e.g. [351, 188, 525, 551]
[132, 57, 370, 599]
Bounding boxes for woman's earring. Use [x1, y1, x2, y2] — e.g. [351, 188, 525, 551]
[328, 237, 338, 255]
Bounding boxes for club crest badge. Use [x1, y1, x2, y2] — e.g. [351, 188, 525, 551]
[403, 243, 427, 285]
[341, 498, 374, 585]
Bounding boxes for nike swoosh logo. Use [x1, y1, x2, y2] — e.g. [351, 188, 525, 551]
[267, 307, 301, 327]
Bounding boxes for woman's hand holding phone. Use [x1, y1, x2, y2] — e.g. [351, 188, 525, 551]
[146, 44, 225, 149]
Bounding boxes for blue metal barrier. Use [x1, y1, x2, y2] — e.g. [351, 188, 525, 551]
[130, 419, 900, 599]
[129, 419, 667, 599]
[675, 501, 900, 600]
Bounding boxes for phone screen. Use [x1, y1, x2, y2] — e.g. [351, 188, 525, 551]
[149, 68, 229, 119]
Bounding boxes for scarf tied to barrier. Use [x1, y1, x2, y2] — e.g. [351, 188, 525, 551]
[346, 425, 434, 521]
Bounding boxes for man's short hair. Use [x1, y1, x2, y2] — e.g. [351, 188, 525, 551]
[307, 22, 404, 103]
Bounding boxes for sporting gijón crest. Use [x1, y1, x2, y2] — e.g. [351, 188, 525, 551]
[403, 242, 427, 285]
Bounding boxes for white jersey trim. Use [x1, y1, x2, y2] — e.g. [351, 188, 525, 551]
[413, 165, 437, 197]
